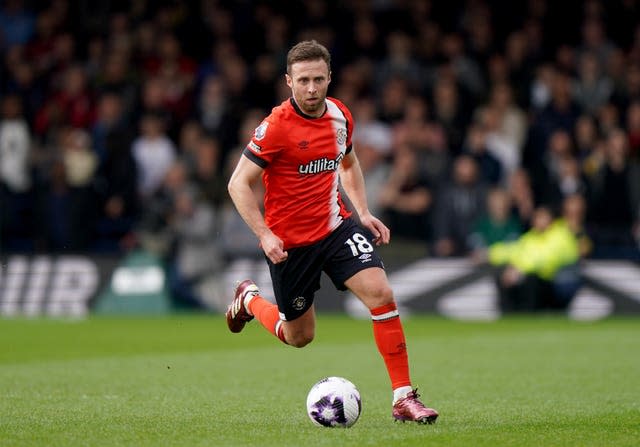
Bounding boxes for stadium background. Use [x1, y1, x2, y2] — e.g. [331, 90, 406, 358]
[1, 0, 639, 319]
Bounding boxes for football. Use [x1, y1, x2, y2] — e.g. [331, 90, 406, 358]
[306, 376, 362, 428]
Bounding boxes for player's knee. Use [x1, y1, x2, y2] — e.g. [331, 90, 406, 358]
[287, 329, 314, 348]
[366, 284, 395, 309]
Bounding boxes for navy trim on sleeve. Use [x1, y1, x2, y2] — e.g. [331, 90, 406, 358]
[345, 144, 353, 155]
[243, 147, 269, 168]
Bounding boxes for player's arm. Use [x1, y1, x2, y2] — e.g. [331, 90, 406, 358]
[339, 149, 390, 245]
[228, 155, 288, 263]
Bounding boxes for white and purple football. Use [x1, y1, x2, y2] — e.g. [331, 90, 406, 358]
[306, 376, 362, 428]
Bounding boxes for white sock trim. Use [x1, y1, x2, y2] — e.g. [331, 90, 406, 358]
[371, 309, 399, 321]
[244, 293, 257, 315]
[393, 386, 413, 404]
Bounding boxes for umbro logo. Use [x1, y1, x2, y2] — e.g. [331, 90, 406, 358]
[359, 253, 372, 263]
[298, 140, 309, 149]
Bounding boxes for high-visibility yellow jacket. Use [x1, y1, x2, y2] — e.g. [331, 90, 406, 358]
[488, 219, 581, 280]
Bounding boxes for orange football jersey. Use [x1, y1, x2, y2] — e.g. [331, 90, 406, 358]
[243, 97, 354, 249]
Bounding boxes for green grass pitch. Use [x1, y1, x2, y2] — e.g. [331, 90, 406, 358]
[1, 314, 638, 446]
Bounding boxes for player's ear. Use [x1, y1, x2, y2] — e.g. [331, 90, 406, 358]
[285, 73, 293, 89]
[328, 71, 332, 84]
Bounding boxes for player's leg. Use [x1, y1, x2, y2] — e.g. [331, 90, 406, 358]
[226, 278, 316, 347]
[280, 305, 316, 347]
[226, 244, 322, 347]
[344, 268, 411, 393]
[226, 282, 317, 346]
[345, 267, 439, 424]
[226, 279, 287, 340]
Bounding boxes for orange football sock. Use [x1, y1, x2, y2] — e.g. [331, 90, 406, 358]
[371, 303, 412, 390]
[247, 295, 287, 344]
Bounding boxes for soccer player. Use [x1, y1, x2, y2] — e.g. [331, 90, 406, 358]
[226, 40, 439, 424]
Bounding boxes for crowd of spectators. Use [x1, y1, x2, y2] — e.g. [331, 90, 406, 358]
[1, 0, 639, 301]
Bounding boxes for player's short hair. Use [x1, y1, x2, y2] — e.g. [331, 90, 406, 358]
[286, 40, 331, 74]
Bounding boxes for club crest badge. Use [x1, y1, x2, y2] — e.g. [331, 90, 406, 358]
[336, 128, 347, 146]
[254, 121, 269, 140]
[292, 296, 306, 310]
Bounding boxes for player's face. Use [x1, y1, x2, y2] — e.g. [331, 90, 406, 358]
[286, 59, 331, 117]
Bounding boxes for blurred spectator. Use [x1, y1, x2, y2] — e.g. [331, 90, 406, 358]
[468, 187, 522, 259]
[573, 114, 599, 162]
[137, 76, 174, 134]
[351, 98, 392, 217]
[474, 105, 517, 182]
[488, 199, 590, 313]
[573, 51, 613, 114]
[48, 32, 77, 87]
[433, 154, 487, 256]
[54, 127, 99, 246]
[418, 123, 452, 187]
[533, 129, 588, 209]
[0, 95, 31, 193]
[34, 64, 94, 139]
[219, 146, 265, 261]
[487, 82, 528, 162]
[177, 120, 203, 164]
[245, 54, 279, 113]
[94, 51, 137, 118]
[611, 63, 640, 112]
[92, 94, 139, 252]
[461, 122, 503, 186]
[597, 102, 621, 135]
[62, 128, 97, 189]
[625, 101, 640, 160]
[3, 48, 44, 123]
[378, 76, 409, 124]
[34, 158, 72, 251]
[143, 32, 197, 123]
[504, 30, 535, 108]
[528, 69, 581, 164]
[378, 145, 433, 243]
[393, 96, 431, 152]
[91, 92, 129, 164]
[353, 97, 393, 157]
[346, 15, 383, 61]
[578, 17, 616, 68]
[375, 31, 423, 92]
[25, 8, 58, 78]
[440, 32, 485, 99]
[0, 0, 35, 51]
[217, 108, 269, 260]
[132, 112, 177, 199]
[196, 74, 240, 160]
[529, 63, 555, 111]
[462, 2, 495, 64]
[190, 135, 226, 206]
[506, 168, 535, 228]
[585, 128, 640, 258]
[168, 180, 222, 309]
[554, 194, 592, 305]
[0, 94, 33, 250]
[549, 156, 588, 211]
[137, 162, 184, 255]
[431, 74, 469, 152]
[34, 128, 97, 251]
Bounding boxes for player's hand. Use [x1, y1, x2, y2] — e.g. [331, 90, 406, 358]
[259, 231, 289, 264]
[359, 213, 390, 246]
